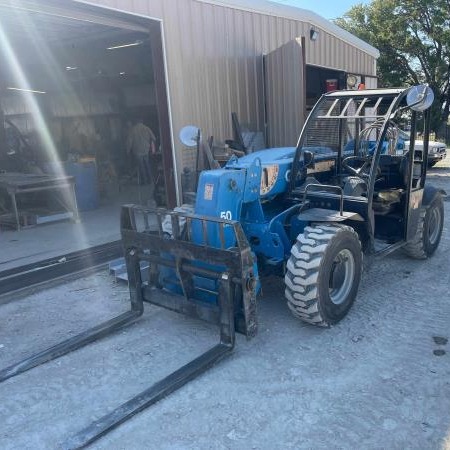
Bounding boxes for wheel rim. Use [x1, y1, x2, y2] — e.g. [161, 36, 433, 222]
[329, 249, 355, 305]
[428, 206, 441, 245]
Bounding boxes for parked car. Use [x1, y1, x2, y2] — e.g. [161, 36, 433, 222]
[398, 130, 447, 166]
[415, 139, 447, 166]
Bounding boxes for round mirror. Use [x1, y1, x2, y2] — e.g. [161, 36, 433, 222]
[406, 85, 434, 112]
[179, 125, 200, 148]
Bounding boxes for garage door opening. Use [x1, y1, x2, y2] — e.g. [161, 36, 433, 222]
[0, 3, 174, 270]
[305, 65, 347, 113]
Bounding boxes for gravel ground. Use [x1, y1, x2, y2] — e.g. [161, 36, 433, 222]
[0, 157, 449, 450]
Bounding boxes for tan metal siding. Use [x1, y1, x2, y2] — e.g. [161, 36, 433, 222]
[81, 0, 377, 178]
[365, 76, 378, 89]
[265, 38, 305, 147]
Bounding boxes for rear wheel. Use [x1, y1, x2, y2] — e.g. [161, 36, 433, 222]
[403, 195, 444, 259]
[285, 224, 362, 327]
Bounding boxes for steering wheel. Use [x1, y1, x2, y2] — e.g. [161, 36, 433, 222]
[342, 156, 372, 178]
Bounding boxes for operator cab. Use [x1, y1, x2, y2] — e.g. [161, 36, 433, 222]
[289, 86, 433, 250]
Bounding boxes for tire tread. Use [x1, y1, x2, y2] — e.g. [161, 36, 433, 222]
[403, 195, 444, 259]
[285, 224, 361, 327]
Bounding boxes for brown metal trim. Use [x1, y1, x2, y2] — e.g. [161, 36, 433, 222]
[301, 36, 307, 125]
[149, 21, 177, 208]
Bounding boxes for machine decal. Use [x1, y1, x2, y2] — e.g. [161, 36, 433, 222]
[204, 183, 214, 200]
[260, 164, 279, 195]
[306, 160, 335, 174]
[220, 211, 232, 220]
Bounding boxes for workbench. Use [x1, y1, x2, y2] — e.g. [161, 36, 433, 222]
[0, 172, 80, 230]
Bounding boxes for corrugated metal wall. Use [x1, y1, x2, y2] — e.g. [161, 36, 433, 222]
[265, 38, 305, 147]
[365, 75, 378, 89]
[79, 0, 377, 179]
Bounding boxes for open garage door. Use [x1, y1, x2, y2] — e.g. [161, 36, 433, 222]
[0, 0, 176, 269]
[305, 65, 346, 113]
[264, 37, 306, 148]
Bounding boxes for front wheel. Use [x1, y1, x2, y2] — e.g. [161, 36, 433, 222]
[403, 195, 444, 259]
[285, 224, 362, 327]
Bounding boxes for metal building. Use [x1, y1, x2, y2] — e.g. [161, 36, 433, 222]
[0, 0, 378, 207]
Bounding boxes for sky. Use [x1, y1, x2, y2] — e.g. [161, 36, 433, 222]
[272, 0, 372, 20]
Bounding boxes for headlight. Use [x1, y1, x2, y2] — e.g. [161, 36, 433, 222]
[260, 164, 279, 195]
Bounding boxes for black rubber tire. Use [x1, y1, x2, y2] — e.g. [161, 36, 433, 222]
[285, 224, 362, 327]
[403, 195, 444, 259]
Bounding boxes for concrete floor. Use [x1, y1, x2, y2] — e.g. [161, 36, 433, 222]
[0, 184, 154, 271]
[0, 158, 449, 449]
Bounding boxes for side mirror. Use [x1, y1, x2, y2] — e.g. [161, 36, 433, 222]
[406, 85, 434, 112]
[303, 150, 314, 168]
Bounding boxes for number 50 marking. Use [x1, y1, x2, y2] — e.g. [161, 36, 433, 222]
[220, 211, 232, 220]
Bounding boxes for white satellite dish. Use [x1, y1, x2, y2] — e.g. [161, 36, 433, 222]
[179, 125, 201, 148]
[406, 85, 434, 112]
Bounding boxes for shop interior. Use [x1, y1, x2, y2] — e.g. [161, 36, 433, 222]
[305, 65, 349, 112]
[0, 8, 165, 266]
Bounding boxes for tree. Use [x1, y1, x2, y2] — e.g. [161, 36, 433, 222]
[335, 0, 450, 133]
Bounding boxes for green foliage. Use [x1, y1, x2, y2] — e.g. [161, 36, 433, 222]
[335, 0, 450, 132]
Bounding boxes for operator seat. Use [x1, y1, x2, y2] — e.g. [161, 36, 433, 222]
[343, 176, 367, 197]
[371, 154, 409, 214]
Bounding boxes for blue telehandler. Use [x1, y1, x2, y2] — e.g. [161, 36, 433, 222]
[125, 84, 444, 329]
